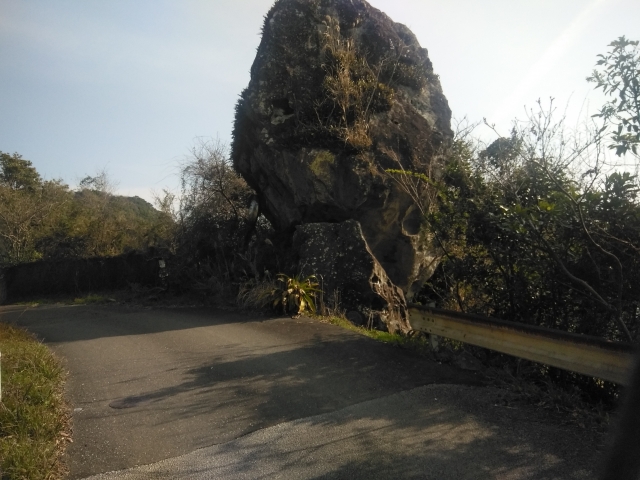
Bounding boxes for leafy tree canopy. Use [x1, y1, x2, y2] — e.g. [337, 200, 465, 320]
[0, 152, 42, 190]
[0, 158, 173, 267]
[588, 36, 640, 157]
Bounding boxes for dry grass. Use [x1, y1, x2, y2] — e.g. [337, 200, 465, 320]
[0, 323, 70, 480]
[320, 15, 379, 149]
[237, 277, 279, 310]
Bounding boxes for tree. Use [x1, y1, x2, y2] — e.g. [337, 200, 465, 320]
[588, 36, 640, 158]
[0, 157, 173, 266]
[0, 151, 70, 265]
[497, 102, 639, 342]
[0, 151, 42, 191]
[179, 138, 253, 230]
[78, 168, 118, 195]
[397, 39, 640, 404]
[0, 180, 70, 266]
[66, 170, 169, 258]
[178, 138, 256, 259]
[419, 100, 640, 346]
[73, 169, 123, 257]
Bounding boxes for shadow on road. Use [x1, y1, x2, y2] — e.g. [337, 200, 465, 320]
[190, 383, 597, 479]
[97, 381, 599, 479]
[100, 338, 597, 479]
[1, 304, 600, 479]
[106, 332, 480, 420]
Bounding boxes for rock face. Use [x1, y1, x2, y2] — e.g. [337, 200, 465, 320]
[232, 0, 452, 321]
[294, 220, 410, 332]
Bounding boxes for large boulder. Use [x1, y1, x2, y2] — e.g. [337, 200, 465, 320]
[232, 0, 452, 299]
[293, 220, 410, 333]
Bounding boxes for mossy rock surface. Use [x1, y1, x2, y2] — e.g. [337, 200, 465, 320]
[232, 0, 451, 305]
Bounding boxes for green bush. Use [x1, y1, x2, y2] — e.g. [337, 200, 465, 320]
[269, 274, 321, 316]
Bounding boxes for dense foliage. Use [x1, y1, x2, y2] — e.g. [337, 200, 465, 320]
[154, 138, 274, 299]
[422, 110, 640, 344]
[588, 36, 640, 157]
[402, 38, 640, 403]
[417, 38, 640, 348]
[0, 152, 171, 268]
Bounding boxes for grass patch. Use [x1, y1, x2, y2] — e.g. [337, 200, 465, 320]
[320, 315, 432, 356]
[237, 277, 278, 311]
[0, 323, 70, 480]
[12, 293, 115, 307]
[71, 294, 111, 305]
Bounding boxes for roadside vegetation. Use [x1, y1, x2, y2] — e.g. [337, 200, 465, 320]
[396, 36, 640, 408]
[0, 37, 637, 429]
[319, 314, 611, 434]
[0, 323, 70, 479]
[0, 157, 173, 269]
[150, 36, 640, 412]
[235, 36, 639, 414]
[14, 294, 111, 307]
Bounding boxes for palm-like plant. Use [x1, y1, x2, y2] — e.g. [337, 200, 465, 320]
[270, 273, 321, 316]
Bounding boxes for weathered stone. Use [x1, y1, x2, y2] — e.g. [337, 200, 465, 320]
[293, 220, 410, 333]
[232, 0, 451, 300]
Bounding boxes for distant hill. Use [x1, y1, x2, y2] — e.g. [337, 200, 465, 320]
[74, 191, 162, 221]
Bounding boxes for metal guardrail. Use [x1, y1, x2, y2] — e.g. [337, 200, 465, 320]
[408, 305, 637, 385]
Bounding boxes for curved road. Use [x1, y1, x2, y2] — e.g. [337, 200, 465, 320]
[1, 304, 601, 479]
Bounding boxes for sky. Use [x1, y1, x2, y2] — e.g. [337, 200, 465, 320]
[1, 0, 638, 202]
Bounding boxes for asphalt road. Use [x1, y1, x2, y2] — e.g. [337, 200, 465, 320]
[0, 304, 602, 479]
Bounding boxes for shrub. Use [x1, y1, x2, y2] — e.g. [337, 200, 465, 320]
[268, 273, 321, 316]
